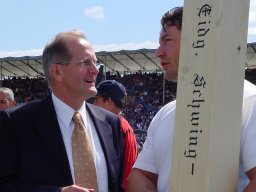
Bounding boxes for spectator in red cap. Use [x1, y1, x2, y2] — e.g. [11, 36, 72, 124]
[94, 80, 138, 191]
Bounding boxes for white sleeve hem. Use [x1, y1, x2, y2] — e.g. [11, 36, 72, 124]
[133, 161, 158, 174]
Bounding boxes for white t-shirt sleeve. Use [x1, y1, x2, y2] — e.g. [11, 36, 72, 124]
[133, 113, 159, 174]
[240, 95, 256, 172]
[133, 101, 176, 175]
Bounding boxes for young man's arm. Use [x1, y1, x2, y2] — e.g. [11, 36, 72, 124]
[127, 168, 157, 192]
[244, 167, 256, 192]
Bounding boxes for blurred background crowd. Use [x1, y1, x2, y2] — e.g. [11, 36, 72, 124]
[1, 69, 256, 151]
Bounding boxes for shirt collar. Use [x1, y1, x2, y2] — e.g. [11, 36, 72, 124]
[51, 93, 86, 128]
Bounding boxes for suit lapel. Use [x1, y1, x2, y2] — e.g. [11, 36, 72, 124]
[36, 95, 72, 184]
[86, 104, 119, 183]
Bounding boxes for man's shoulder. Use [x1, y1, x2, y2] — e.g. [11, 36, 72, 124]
[149, 100, 176, 128]
[86, 103, 119, 124]
[3, 97, 54, 118]
[244, 80, 256, 100]
[9, 96, 51, 115]
[119, 115, 134, 133]
[86, 102, 116, 116]
[158, 100, 176, 114]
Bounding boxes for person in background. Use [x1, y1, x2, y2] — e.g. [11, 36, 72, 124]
[94, 79, 138, 191]
[0, 87, 16, 110]
[127, 7, 256, 192]
[0, 29, 124, 192]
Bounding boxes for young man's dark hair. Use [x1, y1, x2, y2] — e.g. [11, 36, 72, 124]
[161, 7, 183, 31]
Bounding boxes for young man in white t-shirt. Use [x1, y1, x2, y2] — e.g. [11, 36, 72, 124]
[127, 7, 256, 192]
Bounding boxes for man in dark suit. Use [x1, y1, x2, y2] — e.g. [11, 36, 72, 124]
[0, 29, 124, 192]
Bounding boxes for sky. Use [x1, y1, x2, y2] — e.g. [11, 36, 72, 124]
[0, 0, 255, 53]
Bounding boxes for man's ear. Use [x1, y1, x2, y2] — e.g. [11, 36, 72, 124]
[50, 64, 63, 82]
[108, 98, 116, 107]
[107, 97, 112, 104]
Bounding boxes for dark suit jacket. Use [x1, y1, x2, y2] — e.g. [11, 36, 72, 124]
[0, 95, 124, 192]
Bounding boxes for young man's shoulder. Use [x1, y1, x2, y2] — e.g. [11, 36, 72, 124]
[157, 100, 176, 115]
[148, 100, 176, 130]
[119, 115, 134, 134]
[244, 80, 256, 100]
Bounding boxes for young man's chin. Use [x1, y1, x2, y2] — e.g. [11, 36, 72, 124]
[164, 73, 177, 82]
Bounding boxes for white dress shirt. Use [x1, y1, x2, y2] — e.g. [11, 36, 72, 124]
[51, 93, 108, 191]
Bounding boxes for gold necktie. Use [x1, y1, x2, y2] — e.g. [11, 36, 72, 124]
[72, 112, 98, 191]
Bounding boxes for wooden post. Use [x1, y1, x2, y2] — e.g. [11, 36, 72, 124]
[170, 0, 250, 191]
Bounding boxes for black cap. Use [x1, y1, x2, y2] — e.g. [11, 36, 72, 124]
[96, 80, 126, 100]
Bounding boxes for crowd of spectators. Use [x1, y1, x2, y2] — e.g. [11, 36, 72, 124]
[1, 71, 179, 131]
[2, 76, 49, 104]
[1, 68, 256, 147]
[106, 71, 177, 130]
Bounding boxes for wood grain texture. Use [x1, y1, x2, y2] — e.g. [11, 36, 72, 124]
[170, 0, 250, 191]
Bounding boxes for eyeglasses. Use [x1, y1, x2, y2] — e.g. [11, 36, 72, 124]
[57, 58, 98, 68]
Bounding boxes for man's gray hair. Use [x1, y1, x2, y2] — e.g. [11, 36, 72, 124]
[42, 29, 87, 90]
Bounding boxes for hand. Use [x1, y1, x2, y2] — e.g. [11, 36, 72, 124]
[61, 185, 95, 192]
